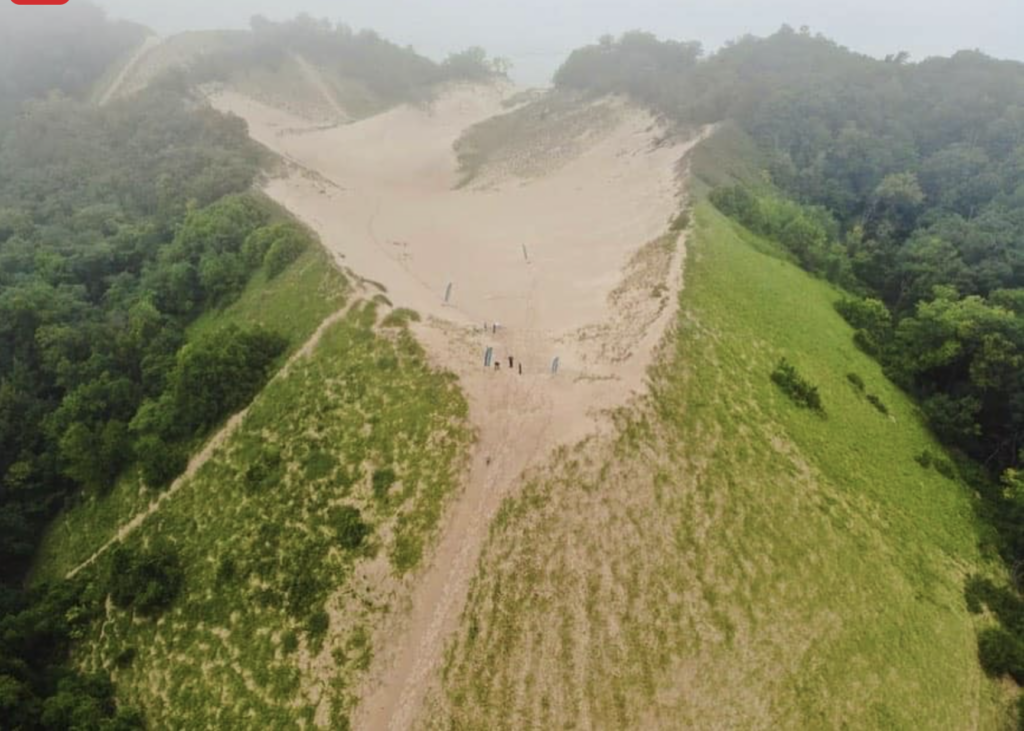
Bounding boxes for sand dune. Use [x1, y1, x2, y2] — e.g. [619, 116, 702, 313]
[209, 82, 705, 728]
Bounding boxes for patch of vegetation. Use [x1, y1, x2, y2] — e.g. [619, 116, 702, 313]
[107, 542, 184, 617]
[243, 220, 309, 278]
[710, 185, 850, 284]
[381, 308, 422, 328]
[866, 393, 889, 415]
[372, 467, 398, 501]
[453, 91, 618, 186]
[669, 209, 691, 232]
[770, 358, 824, 413]
[846, 372, 865, 391]
[332, 505, 371, 550]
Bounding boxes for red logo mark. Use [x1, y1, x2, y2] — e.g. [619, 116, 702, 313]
[11, 0, 70, 4]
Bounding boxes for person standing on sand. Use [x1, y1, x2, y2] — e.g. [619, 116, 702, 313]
[518, 363, 522, 375]
[508, 356, 514, 369]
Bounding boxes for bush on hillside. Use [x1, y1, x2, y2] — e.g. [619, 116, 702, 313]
[263, 226, 309, 278]
[770, 358, 824, 413]
[243, 446, 284, 493]
[107, 543, 184, 617]
[163, 324, 288, 435]
[866, 393, 889, 415]
[332, 505, 370, 550]
[846, 372, 865, 391]
[136, 435, 188, 489]
[372, 467, 397, 501]
[977, 626, 1024, 682]
[933, 457, 957, 480]
[670, 209, 691, 231]
[306, 609, 330, 653]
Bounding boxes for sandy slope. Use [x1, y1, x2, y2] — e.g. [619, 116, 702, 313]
[208, 83, 705, 729]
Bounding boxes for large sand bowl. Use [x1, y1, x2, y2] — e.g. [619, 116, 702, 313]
[209, 83, 702, 729]
[212, 86, 684, 336]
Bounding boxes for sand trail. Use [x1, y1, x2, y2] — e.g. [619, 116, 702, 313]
[209, 83, 705, 729]
[291, 53, 351, 123]
[97, 34, 163, 106]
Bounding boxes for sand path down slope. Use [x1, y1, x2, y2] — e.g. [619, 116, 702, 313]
[209, 84, 704, 729]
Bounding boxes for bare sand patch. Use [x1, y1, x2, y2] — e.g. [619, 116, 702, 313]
[209, 82, 706, 729]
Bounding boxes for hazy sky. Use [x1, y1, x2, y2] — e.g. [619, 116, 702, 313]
[97, 0, 1024, 85]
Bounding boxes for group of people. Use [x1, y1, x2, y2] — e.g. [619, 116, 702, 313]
[494, 354, 523, 375]
[483, 322, 523, 374]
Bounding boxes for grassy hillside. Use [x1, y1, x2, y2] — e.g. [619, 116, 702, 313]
[423, 198, 1006, 728]
[58, 299, 470, 727]
[31, 247, 348, 584]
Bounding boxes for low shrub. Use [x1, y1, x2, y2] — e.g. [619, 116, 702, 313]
[137, 436, 188, 489]
[866, 393, 888, 415]
[372, 467, 397, 501]
[255, 223, 308, 278]
[977, 626, 1024, 682]
[669, 209, 691, 232]
[215, 556, 238, 585]
[846, 372, 865, 392]
[332, 505, 370, 551]
[934, 457, 957, 480]
[306, 610, 330, 653]
[914, 450, 933, 469]
[114, 647, 137, 669]
[852, 329, 881, 357]
[107, 543, 184, 617]
[243, 446, 284, 493]
[770, 358, 823, 413]
[303, 449, 336, 481]
[381, 308, 422, 328]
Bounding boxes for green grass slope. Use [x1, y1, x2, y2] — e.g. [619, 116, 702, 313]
[31, 247, 348, 584]
[424, 201, 1003, 729]
[61, 302, 469, 727]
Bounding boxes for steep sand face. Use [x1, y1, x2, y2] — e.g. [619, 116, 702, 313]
[209, 84, 704, 729]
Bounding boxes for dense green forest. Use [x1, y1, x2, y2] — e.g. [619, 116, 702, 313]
[0, 7, 332, 728]
[557, 26, 1024, 698]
